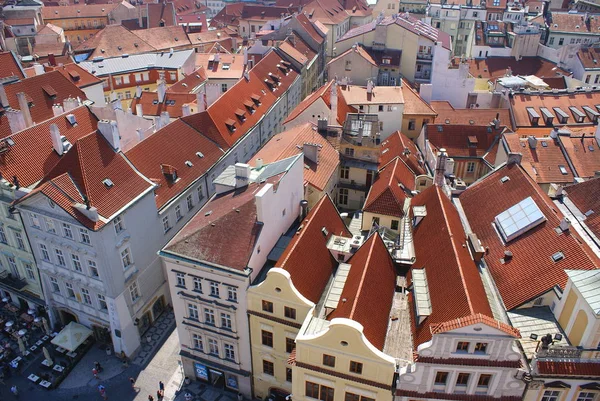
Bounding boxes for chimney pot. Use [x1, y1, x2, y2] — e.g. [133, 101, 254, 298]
[97, 120, 121, 150]
[50, 123, 63, 155]
[16, 93, 33, 128]
[507, 152, 522, 166]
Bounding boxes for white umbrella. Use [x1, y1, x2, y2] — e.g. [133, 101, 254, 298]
[43, 347, 53, 366]
[17, 337, 25, 354]
[42, 317, 51, 336]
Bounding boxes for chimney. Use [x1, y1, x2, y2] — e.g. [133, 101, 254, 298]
[550, 127, 559, 140]
[52, 104, 64, 116]
[160, 111, 170, 127]
[63, 97, 79, 112]
[507, 152, 522, 165]
[330, 81, 338, 123]
[182, 104, 191, 116]
[136, 128, 144, 141]
[6, 109, 26, 134]
[155, 116, 163, 131]
[97, 120, 120, 150]
[136, 86, 142, 98]
[527, 135, 538, 149]
[205, 83, 220, 107]
[367, 79, 374, 94]
[559, 217, 571, 232]
[0, 83, 9, 108]
[50, 123, 63, 156]
[16, 93, 33, 128]
[243, 46, 248, 67]
[434, 148, 447, 187]
[255, 158, 264, 169]
[48, 53, 56, 66]
[493, 112, 500, 129]
[196, 91, 206, 112]
[157, 79, 167, 103]
[74, 202, 99, 222]
[136, 103, 143, 116]
[234, 163, 250, 188]
[303, 143, 319, 164]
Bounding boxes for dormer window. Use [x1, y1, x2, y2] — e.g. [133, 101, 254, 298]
[243, 100, 255, 113]
[42, 85, 57, 98]
[474, 342, 488, 354]
[553, 107, 569, 124]
[251, 94, 261, 106]
[160, 164, 178, 182]
[456, 341, 469, 352]
[225, 118, 236, 132]
[235, 108, 246, 122]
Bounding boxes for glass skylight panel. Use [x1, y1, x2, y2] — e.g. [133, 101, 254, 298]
[495, 196, 546, 242]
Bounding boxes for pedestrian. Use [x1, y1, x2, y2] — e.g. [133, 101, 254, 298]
[92, 367, 99, 379]
[130, 377, 136, 389]
[148, 395, 154, 401]
[10, 385, 18, 398]
[157, 390, 162, 400]
[184, 393, 193, 401]
[95, 361, 103, 372]
[159, 380, 165, 395]
[98, 384, 107, 400]
[237, 393, 243, 401]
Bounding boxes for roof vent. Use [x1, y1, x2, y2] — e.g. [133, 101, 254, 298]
[66, 114, 77, 126]
[503, 250, 513, 261]
[103, 178, 114, 188]
[321, 227, 329, 236]
[500, 176, 510, 183]
[559, 217, 571, 232]
[196, 152, 204, 158]
[185, 160, 193, 167]
[551, 251, 565, 262]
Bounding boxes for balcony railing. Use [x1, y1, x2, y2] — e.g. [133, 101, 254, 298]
[0, 270, 27, 291]
[416, 52, 433, 60]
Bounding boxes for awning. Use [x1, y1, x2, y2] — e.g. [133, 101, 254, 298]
[51, 322, 93, 352]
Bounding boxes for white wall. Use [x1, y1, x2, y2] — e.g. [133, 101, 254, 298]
[421, 48, 475, 108]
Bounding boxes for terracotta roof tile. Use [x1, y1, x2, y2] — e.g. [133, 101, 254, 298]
[166, 67, 207, 93]
[424, 125, 503, 164]
[560, 133, 600, 179]
[302, 0, 352, 25]
[75, 25, 156, 58]
[132, 25, 191, 49]
[396, 390, 522, 401]
[147, 2, 176, 28]
[195, 53, 245, 79]
[415, 355, 522, 367]
[565, 177, 600, 239]
[125, 118, 224, 209]
[339, 84, 404, 105]
[459, 163, 600, 310]
[42, 4, 117, 19]
[46, 63, 103, 89]
[430, 313, 520, 337]
[0, 106, 98, 188]
[577, 46, 600, 69]
[363, 158, 414, 216]
[0, 71, 87, 139]
[0, 51, 25, 80]
[504, 131, 575, 184]
[295, 13, 325, 44]
[537, 361, 600, 377]
[327, 233, 397, 350]
[379, 131, 427, 175]
[328, 45, 377, 67]
[130, 92, 197, 117]
[284, 80, 333, 125]
[431, 101, 511, 128]
[467, 57, 568, 81]
[401, 80, 437, 116]
[549, 12, 600, 33]
[410, 185, 494, 346]
[251, 123, 339, 191]
[277, 194, 351, 303]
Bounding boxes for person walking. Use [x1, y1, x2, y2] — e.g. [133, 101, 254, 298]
[94, 361, 103, 373]
[159, 380, 165, 396]
[156, 390, 162, 400]
[237, 393, 243, 401]
[130, 377, 136, 389]
[92, 367, 99, 379]
[10, 385, 18, 398]
[98, 384, 107, 400]
[148, 395, 154, 401]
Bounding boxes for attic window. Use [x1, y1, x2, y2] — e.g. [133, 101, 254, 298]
[321, 227, 329, 236]
[540, 107, 554, 125]
[42, 85, 57, 98]
[66, 114, 77, 126]
[235, 108, 246, 121]
[589, 145, 595, 151]
[160, 164, 178, 182]
[445, 119, 450, 124]
[222, 63, 231, 70]
[569, 106, 585, 123]
[495, 196, 546, 242]
[553, 107, 569, 124]
[251, 94, 261, 105]
[437, 125, 443, 132]
[551, 251, 565, 262]
[467, 136, 478, 147]
[185, 161, 193, 167]
[526, 107, 540, 126]
[225, 118, 236, 132]
[103, 178, 114, 188]
[68, 71, 80, 81]
[243, 99, 255, 112]
[196, 152, 204, 158]
[559, 165, 568, 175]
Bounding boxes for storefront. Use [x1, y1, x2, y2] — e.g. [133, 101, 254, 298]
[193, 362, 240, 392]
[180, 351, 251, 397]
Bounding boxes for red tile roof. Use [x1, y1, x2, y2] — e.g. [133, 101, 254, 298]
[75, 25, 156, 58]
[379, 131, 427, 175]
[0, 106, 98, 188]
[25, 132, 153, 229]
[295, 13, 326, 44]
[430, 313, 520, 337]
[0, 71, 87, 139]
[459, 163, 600, 310]
[560, 133, 600, 179]
[328, 45, 377, 67]
[327, 233, 397, 350]
[504, 131, 575, 185]
[130, 92, 197, 117]
[132, 25, 191, 49]
[46, 63, 103, 89]
[147, 2, 176, 28]
[0, 51, 25, 80]
[415, 355, 521, 367]
[565, 177, 600, 240]
[396, 390, 522, 401]
[284, 80, 333, 124]
[401, 80, 437, 116]
[467, 57, 568, 80]
[42, 4, 117, 19]
[410, 185, 494, 346]
[549, 11, 600, 33]
[166, 67, 207, 94]
[251, 122, 339, 191]
[363, 158, 414, 216]
[431, 101, 511, 128]
[577, 46, 600, 69]
[537, 361, 600, 377]
[424, 124, 503, 165]
[277, 194, 351, 303]
[125, 118, 224, 209]
[301, 0, 352, 25]
[195, 53, 245, 79]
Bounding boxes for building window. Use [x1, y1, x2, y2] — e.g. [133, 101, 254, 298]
[262, 300, 273, 312]
[262, 330, 273, 347]
[434, 371, 448, 385]
[192, 333, 203, 350]
[187, 195, 194, 211]
[391, 220, 399, 230]
[345, 394, 374, 401]
[204, 308, 215, 325]
[63, 223, 73, 239]
[542, 391, 561, 401]
[46, 218, 56, 234]
[339, 188, 349, 205]
[210, 282, 220, 297]
[263, 360, 274, 376]
[477, 374, 492, 389]
[208, 338, 219, 355]
[344, 147, 354, 157]
[71, 254, 82, 272]
[65, 282, 76, 298]
[121, 248, 132, 269]
[474, 342, 488, 353]
[163, 216, 171, 233]
[50, 277, 60, 293]
[227, 286, 237, 302]
[113, 216, 124, 234]
[224, 343, 236, 361]
[456, 341, 469, 352]
[40, 244, 50, 261]
[577, 392, 596, 401]
[284, 306, 296, 320]
[55, 249, 66, 266]
[197, 186, 204, 201]
[129, 281, 140, 302]
[0, 227, 6, 244]
[31, 213, 41, 228]
[323, 354, 336, 367]
[14, 231, 25, 250]
[25, 264, 35, 280]
[340, 166, 350, 179]
[80, 228, 91, 244]
[456, 373, 470, 387]
[188, 304, 199, 320]
[349, 361, 363, 374]
[286, 367, 293, 382]
[306, 382, 320, 399]
[193, 277, 202, 292]
[81, 287, 92, 305]
[286, 337, 294, 353]
[408, 119, 416, 130]
[221, 84, 228, 93]
[221, 313, 232, 329]
[88, 260, 99, 277]
[175, 205, 182, 221]
[98, 294, 107, 310]
[176, 273, 186, 287]
[559, 38, 564, 46]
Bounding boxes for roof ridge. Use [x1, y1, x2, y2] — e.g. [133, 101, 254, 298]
[348, 233, 377, 319]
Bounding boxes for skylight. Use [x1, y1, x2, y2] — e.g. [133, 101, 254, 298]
[495, 196, 546, 242]
[559, 165, 568, 175]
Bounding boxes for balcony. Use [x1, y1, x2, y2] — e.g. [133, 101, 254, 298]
[0, 270, 27, 291]
[414, 71, 432, 82]
[416, 52, 433, 61]
[338, 180, 369, 193]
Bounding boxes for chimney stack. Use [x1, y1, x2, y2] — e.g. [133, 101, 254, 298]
[155, 115, 163, 131]
[136, 103, 143, 116]
[493, 112, 500, 129]
[157, 79, 167, 103]
[160, 111, 170, 127]
[53, 104, 64, 116]
[303, 143, 319, 164]
[182, 104, 191, 116]
[507, 152, 522, 166]
[50, 123, 63, 155]
[136, 128, 144, 141]
[16, 92, 33, 128]
[243, 46, 248, 67]
[6, 109, 26, 134]
[63, 97, 79, 112]
[527, 135, 538, 149]
[196, 91, 206, 112]
[434, 148, 447, 187]
[234, 163, 250, 188]
[97, 120, 121, 150]
[48, 53, 56, 66]
[0, 83, 9, 108]
[330, 81, 338, 124]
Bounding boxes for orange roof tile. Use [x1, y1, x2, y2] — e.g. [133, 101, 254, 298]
[459, 163, 600, 310]
[147, 2, 176, 28]
[379, 131, 427, 175]
[425, 124, 503, 164]
[504, 131, 575, 184]
[125, 118, 224, 209]
[560, 133, 600, 179]
[328, 45, 377, 67]
[251, 123, 339, 191]
[339, 84, 404, 105]
[166, 67, 207, 93]
[0, 51, 25, 80]
[284, 80, 333, 124]
[295, 13, 325, 44]
[431, 101, 511, 128]
[577, 46, 600, 69]
[46, 63, 103, 89]
[132, 25, 191, 49]
[130, 92, 197, 118]
[302, 0, 351, 25]
[467, 57, 568, 81]
[42, 4, 117, 19]
[401, 80, 437, 116]
[430, 313, 520, 337]
[278, 194, 351, 303]
[195, 53, 245, 79]
[410, 185, 494, 346]
[75, 25, 156, 58]
[327, 233, 397, 350]
[549, 11, 600, 33]
[363, 158, 414, 216]
[565, 177, 600, 240]
[537, 361, 600, 377]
